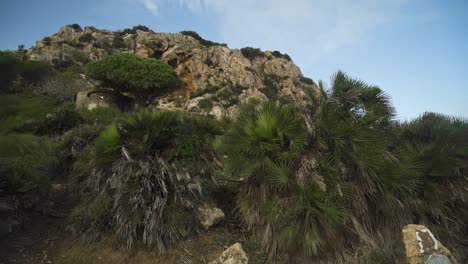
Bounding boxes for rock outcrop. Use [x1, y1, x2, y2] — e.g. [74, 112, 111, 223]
[209, 243, 249, 264]
[401, 224, 458, 264]
[28, 25, 316, 118]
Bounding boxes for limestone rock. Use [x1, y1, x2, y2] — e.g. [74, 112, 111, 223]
[401, 224, 458, 264]
[28, 25, 317, 118]
[197, 205, 225, 230]
[209, 243, 249, 264]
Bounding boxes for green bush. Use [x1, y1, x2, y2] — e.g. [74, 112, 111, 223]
[271, 50, 291, 61]
[86, 53, 183, 102]
[180, 31, 227, 47]
[240, 47, 265, 60]
[68, 23, 82, 31]
[71, 110, 222, 250]
[27, 106, 83, 136]
[78, 33, 94, 43]
[0, 133, 58, 191]
[42, 37, 52, 45]
[0, 95, 60, 133]
[299, 76, 315, 85]
[220, 102, 345, 260]
[112, 33, 126, 49]
[0, 51, 20, 90]
[0, 51, 52, 92]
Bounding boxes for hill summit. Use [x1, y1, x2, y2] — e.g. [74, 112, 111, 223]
[27, 24, 315, 118]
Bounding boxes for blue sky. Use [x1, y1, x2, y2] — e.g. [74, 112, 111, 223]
[1, 0, 467, 119]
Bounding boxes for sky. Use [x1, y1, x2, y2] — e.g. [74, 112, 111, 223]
[1, 0, 467, 120]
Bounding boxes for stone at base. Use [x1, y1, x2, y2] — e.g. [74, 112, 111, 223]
[401, 224, 457, 264]
[209, 243, 249, 264]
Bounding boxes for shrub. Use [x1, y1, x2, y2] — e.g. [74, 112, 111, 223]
[0, 94, 60, 133]
[271, 50, 291, 61]
[31, 75, 88, 101]
[78, 33, 94, 43]
[28, 106, 83, 136]
[112, 33, 126, 49]
[42, 37, 52, 45]
[70, 50, 89, 63]
[240, 47, 265, 60]
[71, 110, 222, 250]
[0, 133, 59, 193]
[86, 53, 183, 103]
[68, 23, 82, 31]
[0, 51, 20, 90]
[299, 76, 315, 85]
[17, 60, 52, 85]
[219, 102, 344, 260]
[180, 31, 227, 47]
[198, 97, 214, 111]
[118, 25, 152, 36]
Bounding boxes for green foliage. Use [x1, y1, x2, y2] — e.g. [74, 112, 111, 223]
[220, 102, 345, 260]
[299, 76, 315, 85]
[86, 53, 182, 101]
[68, 23, 83, 31]
[26, 105, 83, 136]
[71, 110, 222, 250]
[271, 50, 291, 61]
[42, 37, 52, 45]
[112, 33, 126, 49]
[198, 97, 214, 111]
[0, 51, 52, 92]
[78, 33, 94, 43]
[180, 31, 227, 47]
[240, 47, 265, 60]
[121, 25, 151, 35]
[80, 107, 122, 125]
[0, 133, 58, 195]
[0, 94, 60, 133]
[0, 51, 20, 90]
[398, 113, 468, 256]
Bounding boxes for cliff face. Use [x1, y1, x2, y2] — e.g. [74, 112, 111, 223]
[27, 25, 315, 118]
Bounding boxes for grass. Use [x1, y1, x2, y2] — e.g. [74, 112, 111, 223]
[0, 94, 61, 133]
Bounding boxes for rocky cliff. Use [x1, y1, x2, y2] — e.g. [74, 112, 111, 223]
[27, 25, 316, 118]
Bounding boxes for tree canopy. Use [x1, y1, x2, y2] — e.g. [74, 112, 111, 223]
[86, 53, 182, 98]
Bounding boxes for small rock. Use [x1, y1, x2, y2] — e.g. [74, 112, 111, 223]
[197, 205, 225, 230]
[209, 243, 248, 264]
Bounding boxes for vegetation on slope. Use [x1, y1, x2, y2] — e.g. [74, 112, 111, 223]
[70, 110, 223, 251]
[0, 37, 466, 263]
[86, 53, 183, 104]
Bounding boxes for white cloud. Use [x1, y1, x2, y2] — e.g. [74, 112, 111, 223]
[137, 0, 410, 64]
[142, 0, 159, 16]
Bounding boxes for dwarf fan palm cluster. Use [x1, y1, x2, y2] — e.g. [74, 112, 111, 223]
[71, 109, 222, 251]
[220, 102, 345, 261]
[222, 71, 468, 262]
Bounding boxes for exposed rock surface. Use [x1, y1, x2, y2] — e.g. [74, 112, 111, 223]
[401, 224, 458, 264]
[198, 205, 225, 230]
[209, 243, 248, 264]
[28, 25, 316, 118]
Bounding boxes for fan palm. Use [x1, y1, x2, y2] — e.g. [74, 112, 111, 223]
[221, 102, 346, 261]
[71, 109, 222, 251]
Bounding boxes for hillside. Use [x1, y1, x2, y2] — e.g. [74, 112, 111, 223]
[0, 24, 467, 264]
[27, 24, 314, 118]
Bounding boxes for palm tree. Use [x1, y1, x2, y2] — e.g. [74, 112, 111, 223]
[221, 102, 346, 261]
[71, 109, 222, 251]
[302, 71, 423, 259]
[398, 112, 468, 259]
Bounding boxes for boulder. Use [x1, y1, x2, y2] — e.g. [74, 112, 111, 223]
[401, 224, 458, 264]
[209, 243, 249, 264]
[197, 205, 225, 230]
